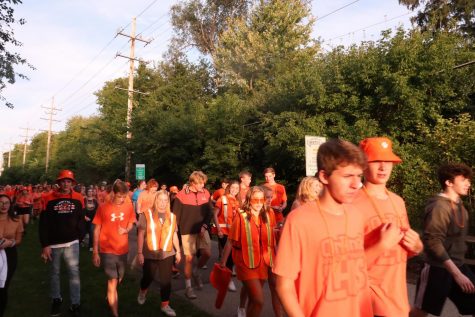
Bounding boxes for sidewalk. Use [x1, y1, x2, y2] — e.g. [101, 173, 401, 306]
[128, 229, 461, 317]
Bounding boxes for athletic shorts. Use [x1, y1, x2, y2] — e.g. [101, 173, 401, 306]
[15, 206, 32, 215]
[100, 253, 127, 280]
[413, 263, 475, 316]
[181, 231, 211, 256]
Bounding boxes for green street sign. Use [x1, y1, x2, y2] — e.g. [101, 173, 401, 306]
[135, 164, 145, 180]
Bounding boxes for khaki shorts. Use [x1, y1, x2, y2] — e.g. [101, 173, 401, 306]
[181, 231, 211, 256]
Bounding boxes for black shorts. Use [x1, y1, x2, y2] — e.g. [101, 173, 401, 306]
[100, 253, 127, 280]
[15, 206, 32, 215]
[414, 263, 475, 316]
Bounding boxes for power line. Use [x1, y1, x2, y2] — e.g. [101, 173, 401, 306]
[136, 12, 169, 37]
[327, 11, 413, 41]
[315, 0, 361, 23]
[136, 0, 160, 18]
[59, 59, 130, 119]
[58, 57, 118, 108]
[51, 36, 120, 99]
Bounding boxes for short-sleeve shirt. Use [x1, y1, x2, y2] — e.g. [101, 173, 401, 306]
[264, 183, 287, 208]
[212, 188, 225, 202]
[93, 202, 135, 255]
[137, 213, 176, 260]
[352, 190, 411, 316]
[137, 191, 156, 214]
[215, 195, 240, 235]
[273, 201, 373, 317]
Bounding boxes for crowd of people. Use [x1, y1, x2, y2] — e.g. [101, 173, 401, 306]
[0, 136, 473, 317]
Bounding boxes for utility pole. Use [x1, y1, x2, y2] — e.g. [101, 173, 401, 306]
[20, 125, 31, 167]
[116, 17, 151, 181]
[41, 97, 61, 173]
[7, 143, 14, 168]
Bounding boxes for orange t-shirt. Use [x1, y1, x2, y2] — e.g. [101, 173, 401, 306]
[15, 194, 33, 207]
[352, 190, 410, 317]
[214, 195, 239, 235]
[93, 202, 135, 255]
[212, 188, 225, 202]
[273, 201, 373, 317]
[32, 192, 44, 210]
[137, 190, 156, 214]
[263, 182, 287, 222]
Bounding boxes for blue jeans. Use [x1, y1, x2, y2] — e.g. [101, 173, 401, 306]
[50, 242, 80, 305]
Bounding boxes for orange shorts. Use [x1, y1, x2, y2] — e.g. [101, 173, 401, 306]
[232, 248, 268, 281]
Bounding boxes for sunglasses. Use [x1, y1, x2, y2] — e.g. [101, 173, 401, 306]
[250, 198, 265, 204]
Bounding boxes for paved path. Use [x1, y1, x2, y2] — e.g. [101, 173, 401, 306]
[127, 228, 461, 317]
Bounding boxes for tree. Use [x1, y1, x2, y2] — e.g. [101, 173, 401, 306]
[170, 0, 250, 57]
[0, 0, 34, 108]
[399, 0, 475, 37]
[215, 0, 318, 92]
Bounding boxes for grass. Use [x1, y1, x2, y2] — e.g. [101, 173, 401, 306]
[5, 221, 212, 317]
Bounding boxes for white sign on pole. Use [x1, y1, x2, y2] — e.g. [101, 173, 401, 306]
[305, 136, 326, 176]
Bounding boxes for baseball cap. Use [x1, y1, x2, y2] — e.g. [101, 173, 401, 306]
[359, 137, 402, 164]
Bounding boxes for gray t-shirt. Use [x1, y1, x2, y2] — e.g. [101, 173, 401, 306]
[138, 213, 176, 260]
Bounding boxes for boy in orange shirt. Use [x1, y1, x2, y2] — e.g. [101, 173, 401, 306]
[274, 139, 403, 317]
[354, 137, 423, 317]
[262, 167, 287, 224]
[92, 180, 135, 317]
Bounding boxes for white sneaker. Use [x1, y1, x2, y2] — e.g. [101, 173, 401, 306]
[185, 287, 197, 299]
[137, 291, 146, 305]
[161, 305, 177, 317]
[237, 307, 246, 317]
[228, 279, 237, 292]
[201, 264, 208, 269]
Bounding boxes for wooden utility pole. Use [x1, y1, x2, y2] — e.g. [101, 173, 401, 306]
[19, 125, 31, 167]
[7, 148, 11, 168]
[116, 17, 151, 181]
[41, 97, 61, 173]
[7, 143, 14, 168]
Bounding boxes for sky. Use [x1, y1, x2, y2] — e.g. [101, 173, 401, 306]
[0, 0, 415, 165]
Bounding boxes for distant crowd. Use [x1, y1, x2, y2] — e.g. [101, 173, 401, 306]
[0, 136, 473, 317]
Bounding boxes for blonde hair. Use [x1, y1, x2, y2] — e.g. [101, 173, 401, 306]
[151, 190, 171, 213]
[295, 177, 321, 203]
[189, 171, 207, 184]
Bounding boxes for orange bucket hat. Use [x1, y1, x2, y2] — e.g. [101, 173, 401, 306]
[359, 137, 402, 164]
[210, 263, 232, 309]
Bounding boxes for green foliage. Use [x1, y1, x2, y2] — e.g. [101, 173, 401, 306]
[0, 0, 34, 108]
[399, 0, 475, 37]
[215, 0, 318, 92]
[170, 0, 250, 56]
[1, 3, 474, 230]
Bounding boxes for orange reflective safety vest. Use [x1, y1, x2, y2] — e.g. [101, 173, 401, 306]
[144, 209, 176, 252]
[217, 195, 238, 235]
[238, 210, 276, 269]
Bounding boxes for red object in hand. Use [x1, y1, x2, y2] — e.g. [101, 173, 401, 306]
[210, 263, 232, 309]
